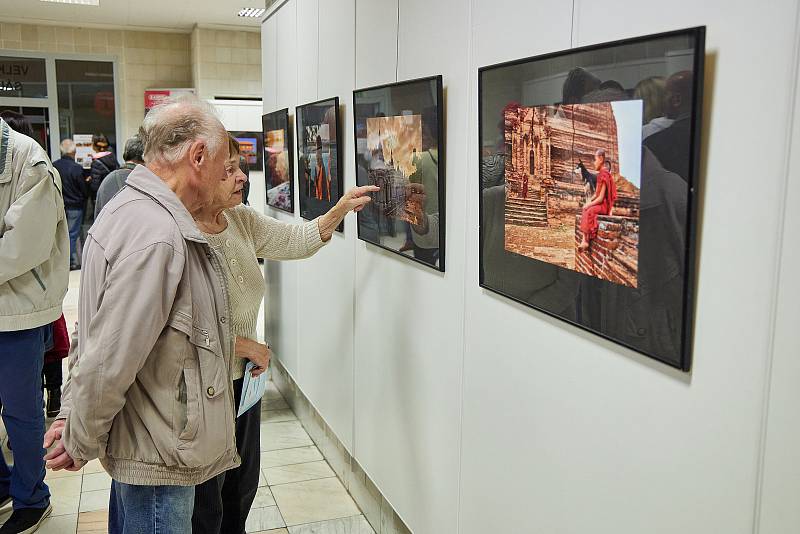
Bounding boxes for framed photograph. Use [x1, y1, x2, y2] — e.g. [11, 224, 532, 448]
[229, 131, 263, 171]
[478, 27, 705, 370]
[353, 75, 445, 271]
[262, 109, 294, 213]
[296, 97, 343, 231]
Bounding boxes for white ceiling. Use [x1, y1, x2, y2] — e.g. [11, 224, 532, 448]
[0, 0, 263, 32]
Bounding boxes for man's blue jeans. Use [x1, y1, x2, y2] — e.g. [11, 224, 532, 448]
[109, 480, 194, 534]
[65, 208, 83, 267]
[0, 327, 50, 510]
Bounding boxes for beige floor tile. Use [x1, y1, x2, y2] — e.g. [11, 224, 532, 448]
[78, 489, 110, 512]
[38, 512, 79, 534]
[260, 421, 313, 452]
[45, 467, 83, 481]
[82, 459, 106, 474]
[252, 485, 276, 508]
[252, 529, 288, 534]
[264, 384, 284, 401]
[48, 475, 82, 516]
[262, 397, 290, 411]
[259, 470, 268, 487]
[260, 446, 323, 469]
[81, 472, 111, 492]
[77, 510, 108, 533]
[262, 409, 297, 423]
[271, 478, 360, 527]
[245, 505, 285, 532]
[264, 461, 334, 486]
[287, 515, 374, 534]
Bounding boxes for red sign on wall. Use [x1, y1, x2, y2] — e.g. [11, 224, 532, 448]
[144, 89, 195, 116]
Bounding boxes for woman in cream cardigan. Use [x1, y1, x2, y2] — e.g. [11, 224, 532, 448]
[191, 136, 376, 534]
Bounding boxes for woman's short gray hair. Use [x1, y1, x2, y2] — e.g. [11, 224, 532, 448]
[139, 96, 226, 165]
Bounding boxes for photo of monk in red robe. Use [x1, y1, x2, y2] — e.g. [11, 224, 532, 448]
[578, 148, 617, 252]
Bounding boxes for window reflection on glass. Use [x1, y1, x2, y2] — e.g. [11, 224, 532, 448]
[0, 57, 47, 98]
[56, 59, 116, 153]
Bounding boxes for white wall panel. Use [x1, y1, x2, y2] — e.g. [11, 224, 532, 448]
[296, 0, 358, 452]
[351, 0, 469, 532]
[265, 0, 302, 377]
[261, 0, 800, 532]
[295, 0, 319, 105]
[354, 0, 398, 88]
[459, 1, 800, 533]
[758, 13, 800, 530]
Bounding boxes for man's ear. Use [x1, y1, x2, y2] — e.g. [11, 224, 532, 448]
[188, 140, 206, 170]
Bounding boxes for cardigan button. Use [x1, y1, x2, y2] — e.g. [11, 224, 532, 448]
[207, 386, 215, 396]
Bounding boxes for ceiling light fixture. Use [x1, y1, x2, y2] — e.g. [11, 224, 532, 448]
[238, 7, 266, 17]
[39, 0, 100, 5]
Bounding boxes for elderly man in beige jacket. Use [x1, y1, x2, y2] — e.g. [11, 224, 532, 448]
[43, 98, 239, 534]
[0, 117, 69, 534]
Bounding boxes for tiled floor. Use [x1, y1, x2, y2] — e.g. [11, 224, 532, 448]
[0, 271, 374, 534]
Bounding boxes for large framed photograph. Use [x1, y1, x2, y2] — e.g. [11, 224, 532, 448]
[353, 75, 445, 271]
[296, 97, 343, 231]
[229, 131, 263, 171]
[262, 109, 294, 213]
[478, 27, 705, 370]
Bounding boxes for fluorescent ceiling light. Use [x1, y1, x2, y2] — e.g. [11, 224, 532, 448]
[40, 0, 100, 5]
[238, 7, 266, 17]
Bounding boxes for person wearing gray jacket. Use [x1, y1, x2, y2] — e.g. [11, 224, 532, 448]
[43, 98, 238, 534]
[0, 117, 69, 533]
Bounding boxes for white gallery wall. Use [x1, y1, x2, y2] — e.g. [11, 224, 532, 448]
[261, 1, 800, 533]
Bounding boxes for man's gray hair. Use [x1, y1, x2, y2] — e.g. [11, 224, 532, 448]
[122, 134, 145, 163]
[595, 148, 606, 159]
[138, 96, 225, 165]
[60, 138, 76, 156]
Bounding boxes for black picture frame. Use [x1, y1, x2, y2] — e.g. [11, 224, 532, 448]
[262, 108, 295, 213]
[478, 27, 705, 371]
[353, 75, 446, 272]
[228, 130, 263, 171]
[295, 97, 344, 232]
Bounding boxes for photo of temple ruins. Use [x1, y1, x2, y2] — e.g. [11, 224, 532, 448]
[503, 101, 642, 288]
[366, 115, 424, 225]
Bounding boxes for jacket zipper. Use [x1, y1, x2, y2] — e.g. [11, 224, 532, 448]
[31, 269, 46, 291]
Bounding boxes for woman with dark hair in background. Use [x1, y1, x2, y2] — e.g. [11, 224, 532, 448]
[87, 133, 119, 202]
[0, 110, 35, 139]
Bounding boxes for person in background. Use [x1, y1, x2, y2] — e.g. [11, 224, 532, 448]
[0, 111, 35, 139]
[191, 135, 376, 534]
[94, 135, 144, 218]
[0, 115, 69, 534]
[53, 139, 91, 270]
[43, 315, 69, 418]
[87, 133, 119, 201]
[634, 76, 671, 139]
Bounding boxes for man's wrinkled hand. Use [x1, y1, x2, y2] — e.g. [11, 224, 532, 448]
[43, 419, 84, 472]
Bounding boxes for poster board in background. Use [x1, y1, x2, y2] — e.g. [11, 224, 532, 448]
[74, 134, 93, 169]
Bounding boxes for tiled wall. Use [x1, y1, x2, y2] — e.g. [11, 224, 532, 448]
[0, 22, 261, 143]
[0, 22, 192, 142]
[191, 27, 261, 99]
